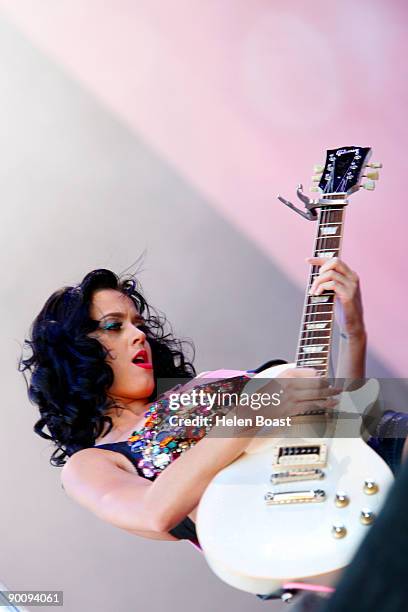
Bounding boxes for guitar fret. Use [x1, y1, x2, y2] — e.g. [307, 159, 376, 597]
[308, 295, 333, 304]
[304, 311, 333, 317]
[301, 346, 329, 354]
[296, 358, 328, 368]
[315, 251, 337, 258]
[300, 341, 330, 346]
[301, 326, 330, 338]
[300, 334, 331, 340]
[306, 301, 335, 307]
[316, 235, 342, 240]
[297, 358, 326, 364]
[319, 227, 339, 235]
[305, 320, 332, 326]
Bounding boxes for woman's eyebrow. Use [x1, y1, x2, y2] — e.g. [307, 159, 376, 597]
[99, 311, 126, 320]
[99, 311, 142, 320]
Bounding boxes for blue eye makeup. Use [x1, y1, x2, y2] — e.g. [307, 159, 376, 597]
[99, 317, 146, 332]
[100, 321, 122, 331]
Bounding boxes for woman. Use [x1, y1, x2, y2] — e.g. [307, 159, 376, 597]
[20, 258, 406, 595]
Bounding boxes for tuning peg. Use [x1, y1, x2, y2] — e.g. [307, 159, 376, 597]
[310, 186, 320, 192]
[361, 180, 376, 190]
[311, 175, 321, 182]
[363, 170, 379, 180]
[313, 164, 324, 174]
[366, 162, 382, 169]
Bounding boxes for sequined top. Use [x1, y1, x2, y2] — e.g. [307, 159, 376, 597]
[126, 373, 251, 481]
[94, 361, 288, 544]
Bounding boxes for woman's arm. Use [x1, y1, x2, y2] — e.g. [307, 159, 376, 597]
[112, 428, 259, 533]
[335, 331, 367, 379]
[61, 422, 260, 535]
[61, 448, 177, 538]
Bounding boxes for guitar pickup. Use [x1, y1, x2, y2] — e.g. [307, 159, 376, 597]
[270, 468, 325, 484]
[271, 444, 327, 469]
[264, 489, 326, 505]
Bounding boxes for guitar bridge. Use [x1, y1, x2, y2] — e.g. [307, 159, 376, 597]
[264, 489, 326, 505]
[270, 468, 325, 484]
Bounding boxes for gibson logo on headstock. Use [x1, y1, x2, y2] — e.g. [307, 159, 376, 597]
[336, 148, 361, 156]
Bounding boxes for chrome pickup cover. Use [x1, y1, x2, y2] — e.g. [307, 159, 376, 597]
[272, 444, 327, 469]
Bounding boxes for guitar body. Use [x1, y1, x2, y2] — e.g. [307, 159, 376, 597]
[196, 364, 394, 595]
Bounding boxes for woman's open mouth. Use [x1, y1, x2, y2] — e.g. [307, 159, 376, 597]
[132, 349, 153, 370]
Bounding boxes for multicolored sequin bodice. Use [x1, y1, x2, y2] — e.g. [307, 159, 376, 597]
[127, 374, 250, 480]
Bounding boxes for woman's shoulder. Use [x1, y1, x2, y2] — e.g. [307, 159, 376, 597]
[61, 445, 125, 480]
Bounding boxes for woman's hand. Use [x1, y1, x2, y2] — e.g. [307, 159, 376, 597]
[306, 256, 366, 340]
[278, 367, 340, 417]
[241, 368, 341, 422]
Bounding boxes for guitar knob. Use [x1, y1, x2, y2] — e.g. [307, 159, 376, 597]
[361, 180, 376, 191]
[363, 479, 379, 495]
[363, 170, 379, 180]
[335, 493, 349, 508]
[312, 175, 322, 182]
[366, 161, 383, 168]
[313, 164, 324, 173]
[360, 510, 376, 525]
[332, 524, 347, 539]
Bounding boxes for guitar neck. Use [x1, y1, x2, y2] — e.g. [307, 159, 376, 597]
[295, 202, 346, 375]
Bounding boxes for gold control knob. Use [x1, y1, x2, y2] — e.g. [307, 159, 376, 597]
[335, 493, 349, 508]
[332, 524, 347, 539]
[361, 180, 376, 190]
[364, 480, 379, 495]
[360, 510, 376, 526]
[313, 164, 324, 173]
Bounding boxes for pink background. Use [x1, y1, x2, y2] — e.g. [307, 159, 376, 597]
[1, 0, 406, 375]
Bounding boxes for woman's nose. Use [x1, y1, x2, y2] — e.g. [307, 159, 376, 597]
[130, 324, 146, 344]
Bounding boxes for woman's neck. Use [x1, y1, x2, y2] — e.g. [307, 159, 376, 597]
[97, 397, 151, 444]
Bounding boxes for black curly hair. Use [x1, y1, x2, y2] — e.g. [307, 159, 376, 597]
[19, 269, 196, 467]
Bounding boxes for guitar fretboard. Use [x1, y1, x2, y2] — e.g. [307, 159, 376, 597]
[295, 202, 346, 375]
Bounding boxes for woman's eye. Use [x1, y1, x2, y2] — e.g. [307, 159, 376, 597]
[133, 318, 146, 328]
[101, 321, 122, 332]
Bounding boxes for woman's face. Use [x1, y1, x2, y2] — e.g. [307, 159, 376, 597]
[89, 289, 155, 402]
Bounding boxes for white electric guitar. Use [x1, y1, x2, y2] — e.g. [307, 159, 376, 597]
[196, 147, 394, 596]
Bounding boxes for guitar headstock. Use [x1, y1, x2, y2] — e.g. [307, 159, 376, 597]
[311, 146, 382, 196]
